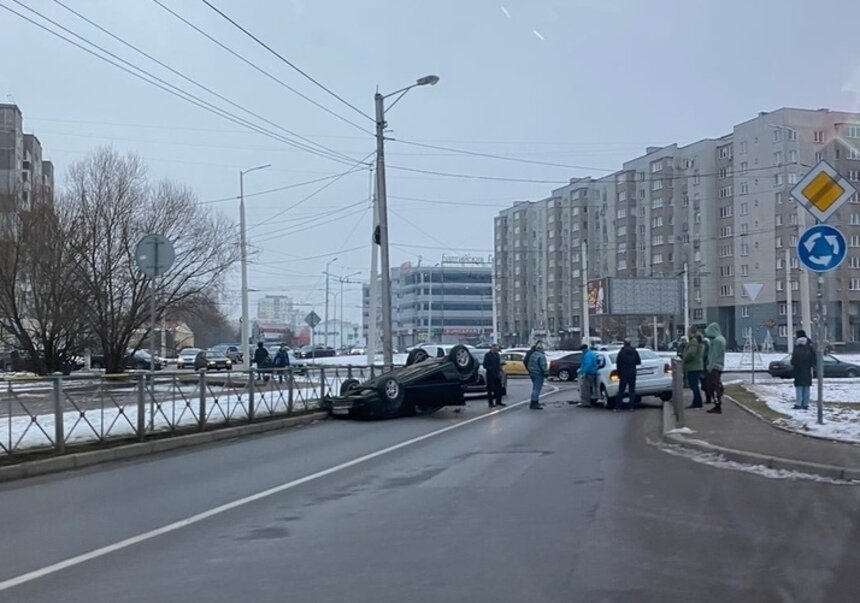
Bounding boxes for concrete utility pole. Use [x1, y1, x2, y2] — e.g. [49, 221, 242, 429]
[491, 255, 499, 344]
[683, 262, 690, 337]
[374, 75, 439, 365]
[323, 257, 338, 348]
[239, 164, 270, 369]
[581, 240, 589, 344]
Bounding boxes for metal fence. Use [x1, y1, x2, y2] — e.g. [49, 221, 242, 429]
[0, 365, 389, 460]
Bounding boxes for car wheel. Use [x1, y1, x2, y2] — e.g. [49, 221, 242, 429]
[558, 368, 572, 382]
[846, 370, 858, 378]
[406, 348, 430, 366]
[340, 378, 360, 396]
[599, 385, 615, 408]
[659, 391, 672, 402]
[377, 376, 406, 416]
[447, 344, 476, 377]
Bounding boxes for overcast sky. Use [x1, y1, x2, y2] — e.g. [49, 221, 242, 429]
[2, 0, 860, 323]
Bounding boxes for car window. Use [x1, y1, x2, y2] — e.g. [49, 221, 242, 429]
[608, 352, 619, 363]
[823, 355, 837, 364]
[638, 349, 658, 360]
[563, 353, 582, 361]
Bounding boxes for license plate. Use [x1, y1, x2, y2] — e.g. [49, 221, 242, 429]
[331, 408, 350, 415]
[638, 368, 655, 375]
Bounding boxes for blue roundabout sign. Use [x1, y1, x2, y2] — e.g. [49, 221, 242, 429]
[797, 224, 847, 273]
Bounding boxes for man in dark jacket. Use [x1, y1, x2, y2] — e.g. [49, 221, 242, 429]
[273, 344, 290, 383]
[614, 340, 641, 411]
[254, 342, 270, 381]
[483, 344, 506, 408]
[791, 335, 815, 409]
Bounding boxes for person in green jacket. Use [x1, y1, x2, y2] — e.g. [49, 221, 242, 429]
[702, 322, 726, 414]
[682, 327, 705, 408]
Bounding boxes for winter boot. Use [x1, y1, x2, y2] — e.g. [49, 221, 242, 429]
[707, 404, 722, 414]
[529, 400, 543, 410]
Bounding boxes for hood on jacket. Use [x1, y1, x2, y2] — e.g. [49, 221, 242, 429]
[704, 322, 722, 339]
[796, 337, 809, 346]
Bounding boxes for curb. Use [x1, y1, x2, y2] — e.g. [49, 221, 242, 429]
[659, 403, 860, 482]
[0, 412, 329, 483]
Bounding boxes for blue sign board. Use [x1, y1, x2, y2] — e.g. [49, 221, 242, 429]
[797, 224, 847, 273]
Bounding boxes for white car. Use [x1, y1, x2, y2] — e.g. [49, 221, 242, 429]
[176, 348, 202, 370]
[595, 348, 673, 406]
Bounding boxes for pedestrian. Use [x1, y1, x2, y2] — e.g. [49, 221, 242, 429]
[483, 343, 506, 408]
[254, 342, 270, 381]
[614, 339, 641, 411]
[682, 327, 705, 409]
[273, 344, 291, 383]
[578, 343, 599, 407]
[526, 340, 549, 410]
[702, 323, 726, 414]
[791, 335, 815, 410]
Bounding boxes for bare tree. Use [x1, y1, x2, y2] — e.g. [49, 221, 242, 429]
[0, 189, 89, 374]
[63, 148, 238, 372]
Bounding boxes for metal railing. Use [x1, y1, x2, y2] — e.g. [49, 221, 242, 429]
[0, 365, 390, 461]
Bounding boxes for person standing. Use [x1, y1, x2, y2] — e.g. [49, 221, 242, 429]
[791, 335, 815, 410]
[483, 344, 506, 408]
[254, 342, 270, 381]
[703, 323, 726, 414]
[526, 341, 548, 410]
[682, 327, 705, 409]
[273, 344, 290, 383]
[578, 344, 599, 406]
[614, 340, 641, 411]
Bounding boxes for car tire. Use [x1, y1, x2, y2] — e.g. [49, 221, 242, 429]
[406, 348, 430, 366]
[377, 376, 406, 416]
[659, 391, 672, 402]
[558, 369, 572, 382]
[447, 344, 476, 377]
[847, 370, 858, 378]
[340, 378, 360, 396]
[599, 385, 615, 408]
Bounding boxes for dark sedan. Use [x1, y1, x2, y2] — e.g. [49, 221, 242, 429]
[194, 350, 233, 371]
[324, 344, 477, 419]
[295, 345, 337, 359]
[767, 354, 860, 379]
[549, 352, 582, 382]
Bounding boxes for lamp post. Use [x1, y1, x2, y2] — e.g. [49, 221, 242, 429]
[337, 271, 361, 350]
[323, 257, 339, 348]
[375, 74, 439, 365]
[427, 262, 440, 342]
[239, 163, 271, 369]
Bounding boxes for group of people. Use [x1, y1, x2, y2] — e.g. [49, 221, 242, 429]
[679, 322, 727, 413]
[481, 341, 550, 410]
[253, 342, 291, 383]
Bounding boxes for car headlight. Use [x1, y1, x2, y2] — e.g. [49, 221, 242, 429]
[226, 360, 232, 367]
[208, 361, 216, 367]
[609, 370, 619, 383]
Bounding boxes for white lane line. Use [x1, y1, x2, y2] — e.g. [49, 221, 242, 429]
[0, 385, 559, 592]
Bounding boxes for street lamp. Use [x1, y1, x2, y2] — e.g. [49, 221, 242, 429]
[323, 257, 339, 348]
[375, 74, 440, 365]
[239, 163, 271, 369]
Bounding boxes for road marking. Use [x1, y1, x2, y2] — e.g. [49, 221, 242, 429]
[0, 385, 559, 592]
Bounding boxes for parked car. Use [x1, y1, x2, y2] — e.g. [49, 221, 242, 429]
[549, 351, 582, 382]
[325, 344, 477, 419]
[413, 344, 507, 396]
[90, 350, 162, 371]
[594, 348, 673, 407]
[295, 344, 337, 359]
[767, 354, 860, 379]
[176, 348, 203, 370]
[193, 349, 233, 371]
[212, 343, 243, 364]
[500, 350, 528, 376]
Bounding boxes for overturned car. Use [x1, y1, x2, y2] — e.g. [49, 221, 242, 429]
[324, 344, 477, 419]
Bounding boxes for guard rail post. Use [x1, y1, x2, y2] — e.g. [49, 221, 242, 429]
[671, 357, 685, 428]
[136, 376, 146, 442]
[198, 371, 207, 431]
[248, 369, 256, 422]
[287, 366, 294, 414]
[53, 377, 65, 455]
[320, 367, 326, 403]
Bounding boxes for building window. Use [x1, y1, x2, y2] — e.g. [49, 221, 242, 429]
[695, 212, 702, 224]
[846, 126, 860, 139]
[741, 223, 748, 234]
[849, 147, 860, 160]
[788, 149, 797, 163]
[720, 265, 734, 277]
[774, 173, 783, 187]
[850, 279, 860, 291]
[851, 235, 860, 248]
[720, 226, 734, 238]
[740, 182, 749, 195]
[776, 215, 783, 226]
[693, 172, 701, 185]
[776, 192, 783, 204]
[719, 145, 732, 159]
[816, 151, 824, 162]
[719, 186, 733, 198]
[720, 285, 734, 297]
[788, 173, 798, 184]
[814, 130, 824, 143]
[740, 141, 748, 154]
[652, 179, 663, 191]
[617, 207, 627, 219]
[741, 264, 749, 276]
[618, 225, 627, 236]
[741, 306, 750, 318]
[653, 253, 663, 264]
[652, 198, 664, 209]
[693, 309, 704, 320]
[719, 205, 734, 218]
[777, 280, 784, 291]
[774, 151, 783, 165]
[720, 245, 733, 258]
[776, 236, 783, 248]
[773, 128, 783, 142]
[617, 259, 627, 270]
[653, 235, 664, 246]
[850, 257, 860, 269]
[652, 216, 663, 228]
[740, 243, 749, 256]
[651, 160, 663, 173]
[740, 202, 749, 216]
[787, 128, 797, 141]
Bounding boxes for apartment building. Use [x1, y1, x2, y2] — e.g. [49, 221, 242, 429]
[0, 104, 53, 240]
[495, 107, 860, 349]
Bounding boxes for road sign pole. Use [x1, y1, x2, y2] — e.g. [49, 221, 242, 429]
[816, 274, 824, 425]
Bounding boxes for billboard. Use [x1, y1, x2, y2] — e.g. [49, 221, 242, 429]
[608, 277, 682, 316]
[587, 279, 608, 315]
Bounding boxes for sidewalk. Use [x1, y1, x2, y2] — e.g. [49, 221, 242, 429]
[662, 390, 860, 481]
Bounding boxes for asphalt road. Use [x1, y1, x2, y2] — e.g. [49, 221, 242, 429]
[1, 379, 859, 602]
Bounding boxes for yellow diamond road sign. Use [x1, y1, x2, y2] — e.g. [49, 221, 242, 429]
[791, 161, 857, 223]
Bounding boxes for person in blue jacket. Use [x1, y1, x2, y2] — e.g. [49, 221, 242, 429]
[578, 344, 599, 406]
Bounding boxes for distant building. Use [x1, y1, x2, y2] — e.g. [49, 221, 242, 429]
[251, 321, 293, 345]
[0, 104, 54, 241]
[318, 319, 361, 350]
[256, 295, 295, 324]
[363, 260, 494, 350]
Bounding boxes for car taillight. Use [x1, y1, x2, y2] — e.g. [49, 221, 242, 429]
[609, 370, 619, 382]
[664, 363, 671, 374]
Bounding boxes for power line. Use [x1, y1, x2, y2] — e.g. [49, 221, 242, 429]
[386, 164, 571, 184]
[1, 1, 363, 169]
[198, 0, 374, 124]
[202, 171, 365, 204]
[49, 0, 358, 166]
[251, 206, 369, 246]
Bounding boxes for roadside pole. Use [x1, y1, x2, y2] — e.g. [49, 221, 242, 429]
[367, 176, 379, 366]
[581, 240, 589, 344]
[786, 249, 794, 355]
[816, 272, 824, 425]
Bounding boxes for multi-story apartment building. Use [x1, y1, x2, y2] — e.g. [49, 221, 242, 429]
[495, 107, 860, 350]
[0, 104, 53, 241]
[256, 295, 295, 324]
[363, 262, 493, 350]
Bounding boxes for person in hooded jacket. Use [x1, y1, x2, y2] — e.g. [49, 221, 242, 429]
[682, 327, 705, 409]
[273, 344, 290, 383]
[614, 340, 641, 411]
[578, 344, 599, 406]
[526, 341, 548, 410]
[790, 334, 815, 410]
[702, 323, 726, 414]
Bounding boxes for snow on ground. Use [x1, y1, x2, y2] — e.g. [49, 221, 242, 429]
[657, 351, 860, 372]
[744, 381, 860, 445]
